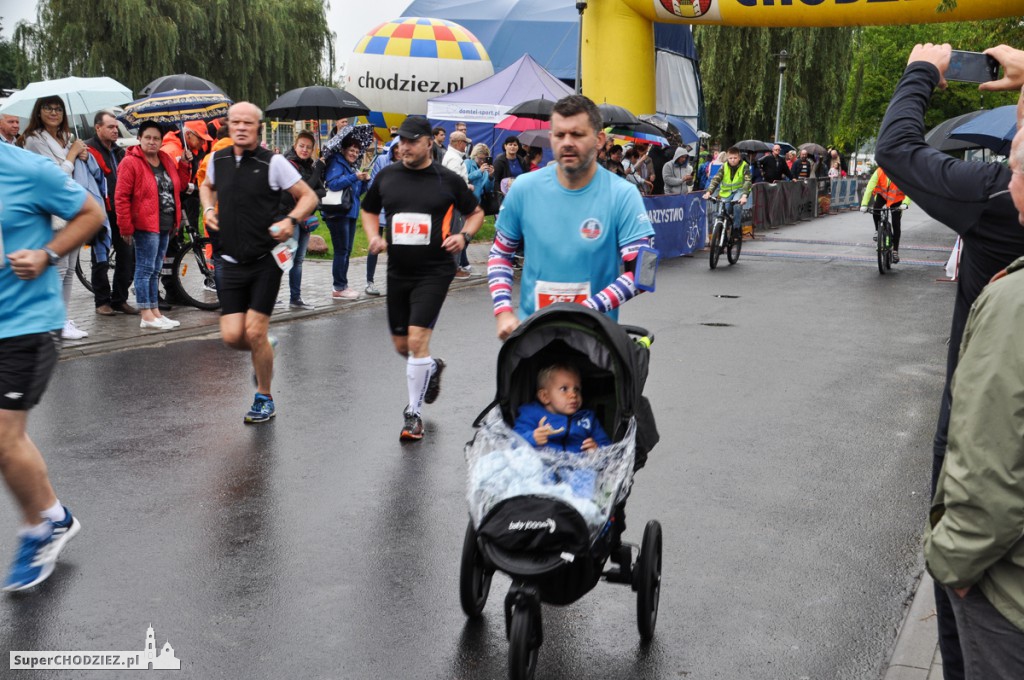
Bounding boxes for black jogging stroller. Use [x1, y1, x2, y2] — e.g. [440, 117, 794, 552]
[459, 304, 662, 680]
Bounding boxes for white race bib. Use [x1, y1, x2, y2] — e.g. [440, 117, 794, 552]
[535, 281, 590, 309]
[392, 212, 431, 246]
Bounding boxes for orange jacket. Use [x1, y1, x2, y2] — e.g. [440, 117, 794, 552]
[871, 169, 906, 206]
[196, 137, 233, 187]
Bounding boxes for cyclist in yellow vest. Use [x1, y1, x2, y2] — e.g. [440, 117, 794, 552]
[703, 147, 752, 241]
[860, 167, 912, 263]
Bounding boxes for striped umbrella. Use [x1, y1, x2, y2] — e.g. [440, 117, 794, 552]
[118, 89, 233, 129]
[605, 125, 669, 147]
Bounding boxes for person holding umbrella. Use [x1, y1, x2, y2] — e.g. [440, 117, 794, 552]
[281, 131, 325, 309]
[19, 96, 94, 340]
[322, 126, 371, 300]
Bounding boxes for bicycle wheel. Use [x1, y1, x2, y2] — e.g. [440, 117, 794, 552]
[709, 221, 724, 270]
[170, 238, 220, 310]
[75, 244, 95, 293]
[876, 221, 886, 275]
[884, 224, 893, 271]
[727, 226, 742, 264]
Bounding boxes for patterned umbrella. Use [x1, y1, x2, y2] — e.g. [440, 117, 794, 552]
[606, 126, 668, 147]
[117, 89, 233, 129]
[140, 73, 226, 97]
[321, 124, 376, 162]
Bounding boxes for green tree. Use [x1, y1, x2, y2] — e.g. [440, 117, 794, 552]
[13, 0, 335, 105]
[835, 19, 1023, 153]
[0, 21, 35, 89]
[693, 26, 855, 147]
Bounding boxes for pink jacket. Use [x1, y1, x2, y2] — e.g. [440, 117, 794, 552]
[115, 145, 190, 236]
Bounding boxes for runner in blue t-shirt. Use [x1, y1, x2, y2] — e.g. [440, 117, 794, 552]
[487, 94, 655, 341]
[0, 142, 105, 591]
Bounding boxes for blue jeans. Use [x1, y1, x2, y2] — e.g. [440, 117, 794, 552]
[325, 213, 356, 291]
[288, 225, 311, 303]
[366, 223, 384, 284]
[133, 231, 170, 310]
[720, 196, 743, 235]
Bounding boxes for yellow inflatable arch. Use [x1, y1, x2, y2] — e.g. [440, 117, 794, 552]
[584, 0, 1024, 114]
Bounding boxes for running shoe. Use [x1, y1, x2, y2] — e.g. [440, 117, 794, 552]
[400, 407, 424, 441]
[251, 336, 279, 387]
[244, 393, 276, 424]
[3, 507, 81, 592]
[332, 288, 360, 301]
[424, 358, 445, 405]
[892, 250, 900, 264]
[365, 283, 381, 297]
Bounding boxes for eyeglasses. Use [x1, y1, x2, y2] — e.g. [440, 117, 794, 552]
[41, 105, 64, 113]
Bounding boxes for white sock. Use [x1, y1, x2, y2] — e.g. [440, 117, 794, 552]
[40, 499, 66, 523]
[19, 521, 52, 539]
[406, 356, 433, 415]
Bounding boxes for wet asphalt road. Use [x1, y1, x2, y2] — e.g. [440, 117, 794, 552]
[0, 209, 956, 679]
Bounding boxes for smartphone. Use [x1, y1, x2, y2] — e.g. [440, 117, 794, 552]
[634, 245, 659, 292]
[946, 50, 999, 83]
[484, 156, 493, 165]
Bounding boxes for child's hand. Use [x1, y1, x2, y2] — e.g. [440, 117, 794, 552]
[533, 416, 564, 446]
[581, 437, 598, 452]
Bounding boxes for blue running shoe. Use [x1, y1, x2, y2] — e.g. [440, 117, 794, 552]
[3, 507, 81, 592]
[252, 335, 279, 388]
[244, 393, 276, 424]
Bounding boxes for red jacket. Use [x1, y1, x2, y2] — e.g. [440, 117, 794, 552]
[115, 146, 190, 236]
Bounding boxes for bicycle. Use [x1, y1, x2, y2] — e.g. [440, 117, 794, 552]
[165, 215, 219, 310]
[872, 206, 894, 275]
[76, 219, 219, 310]
[708, 198, 742, 270]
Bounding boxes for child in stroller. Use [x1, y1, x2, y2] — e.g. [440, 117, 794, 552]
[514, 362, 612, 453]
[460, 304, 662, 680]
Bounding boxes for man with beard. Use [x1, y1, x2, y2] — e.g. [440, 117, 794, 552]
[487, 94, 655, 341]
[360, 116, 482, 442]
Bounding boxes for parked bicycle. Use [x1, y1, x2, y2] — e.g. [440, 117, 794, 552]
[76, 216, 219, 310]
[708, 198, 742, 270]
[873, 206, 894, 274]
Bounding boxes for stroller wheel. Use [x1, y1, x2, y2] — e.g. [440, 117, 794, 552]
[459, 520, 493, 617]
[508, 604, 539, 680]
[636, 520, 663, 641]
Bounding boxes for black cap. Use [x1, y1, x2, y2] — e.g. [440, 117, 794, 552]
[397, 115, 432, 140]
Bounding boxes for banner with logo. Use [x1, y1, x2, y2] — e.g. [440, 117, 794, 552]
[830, 178, 860, 211]
[643, 192, 706, 258]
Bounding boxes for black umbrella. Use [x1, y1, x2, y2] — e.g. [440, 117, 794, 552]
[506, 98, 556, 121]
[598, 103, 641, 127]
[734, 139, 771, 153]
[926, 110, 987, 152]
[264, 86, 370, 120]
[140, 73, 225, 97]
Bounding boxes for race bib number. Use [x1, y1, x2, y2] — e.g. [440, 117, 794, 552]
[392, 212, 431, 246]
[535, 281, 590, 309]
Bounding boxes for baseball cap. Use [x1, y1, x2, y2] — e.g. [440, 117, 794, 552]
[397, 116, 432, 140]
[450, 131, 468, 144]
[184, 120, 213, 142]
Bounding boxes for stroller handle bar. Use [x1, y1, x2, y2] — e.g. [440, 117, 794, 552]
[621, 324, 654, 347]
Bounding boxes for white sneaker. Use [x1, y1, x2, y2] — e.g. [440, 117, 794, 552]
[332, 288, 360, 300]
[156, 316, 180, 328]
[140, 318, 169, 330]
[62, 320, 88, 340]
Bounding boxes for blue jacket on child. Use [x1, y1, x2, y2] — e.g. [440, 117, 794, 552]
[513, 401, 612, 452]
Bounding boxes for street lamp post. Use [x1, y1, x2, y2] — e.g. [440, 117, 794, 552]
[575, 1, 588, 94]
[773, 50, 788, 143]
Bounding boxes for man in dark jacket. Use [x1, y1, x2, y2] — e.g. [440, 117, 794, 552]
[875, 42, 1024, 680]
[86, 111, 136, 315]
[758, 144, 791, 183]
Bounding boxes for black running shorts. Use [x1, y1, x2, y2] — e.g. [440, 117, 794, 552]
[0, 331, 60, 411]
[217, 256, 283, 317]
[386, 271, 456, 336]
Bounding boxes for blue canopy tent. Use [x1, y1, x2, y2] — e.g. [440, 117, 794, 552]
[427, 53, 572, 150]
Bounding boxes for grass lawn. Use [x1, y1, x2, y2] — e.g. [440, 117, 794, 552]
[306, 214, 497, 260]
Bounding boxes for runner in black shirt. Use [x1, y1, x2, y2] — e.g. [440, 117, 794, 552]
[360, 115, 482, 441]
